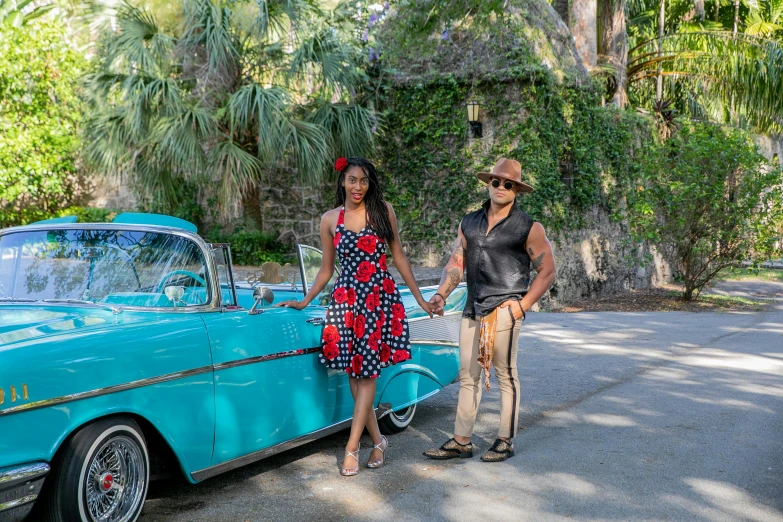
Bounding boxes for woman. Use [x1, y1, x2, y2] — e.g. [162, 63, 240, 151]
[277, 156, 436, 476]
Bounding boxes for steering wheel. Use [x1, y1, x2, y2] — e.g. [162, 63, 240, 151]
[156, 270, 207, 293]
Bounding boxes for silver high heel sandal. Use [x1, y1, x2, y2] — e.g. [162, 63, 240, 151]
[341, 444, 360, 477]
[367, 436, 388, 469]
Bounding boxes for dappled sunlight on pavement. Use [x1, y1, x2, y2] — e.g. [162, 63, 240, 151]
[138, 305, 783, 522]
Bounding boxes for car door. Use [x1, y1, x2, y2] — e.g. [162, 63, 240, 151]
[201, 244, 348, 465]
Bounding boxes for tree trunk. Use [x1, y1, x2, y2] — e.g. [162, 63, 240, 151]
[241, 182, 264, 231]
[598, 0, 628, 107]
[733, 0, 740, 33]
[656, 0, 665, 102]
[570, 0, 598, 68]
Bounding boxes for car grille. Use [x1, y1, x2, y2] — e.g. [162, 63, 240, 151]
[408, 312, 461, 345]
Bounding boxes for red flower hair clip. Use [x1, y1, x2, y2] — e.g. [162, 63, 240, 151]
[335, 157, 348, 172]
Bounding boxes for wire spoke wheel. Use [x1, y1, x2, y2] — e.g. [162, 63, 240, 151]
[84, 435, 146, 522]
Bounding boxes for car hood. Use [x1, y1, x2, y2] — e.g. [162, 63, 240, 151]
[0, 305, 143, 348]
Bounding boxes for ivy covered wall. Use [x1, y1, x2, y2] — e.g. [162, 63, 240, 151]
[379, 72, 658, 263]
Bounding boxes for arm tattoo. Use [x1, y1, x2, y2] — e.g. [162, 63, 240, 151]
[440, 237, 465, 294]
[528, 247, 545, 271]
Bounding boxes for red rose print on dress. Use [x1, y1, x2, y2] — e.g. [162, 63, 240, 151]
[380, 343, 391, 363]
[378, 310, 386, 327]
[333, 231, 341, 248]
[392, 303, 405, 321]
[392, 350, 411, 363]
[355, 261, 376, 283]
[345, 310, 354, 328]
[382, 278, 396, 294]
[357, 235, 378, 254]
[351, 354, 363, 375]
[322, 342, 339, 360]
[348, 340, 354, 353]
[366, 291, 380, 310]
[391, 319, 404, 337]
[322, 325, 339, 344]
[333, 287, 347, 304]
[368, 329, 381, 352]
[347, 288, 356, 305]
[354, 314, 366, 338]
[379, 254, 387, 271]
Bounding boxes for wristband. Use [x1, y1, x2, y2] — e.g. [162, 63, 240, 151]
[518, 300, 526, 320]
[435, 292, 447, 303]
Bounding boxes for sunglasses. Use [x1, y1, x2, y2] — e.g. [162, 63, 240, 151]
[490, 179, 515, 191]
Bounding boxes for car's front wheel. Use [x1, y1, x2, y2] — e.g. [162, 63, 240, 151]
[379, 404, 417, 434]
[42, 416, 150, 522]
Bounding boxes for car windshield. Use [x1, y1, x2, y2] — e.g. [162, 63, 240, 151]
[0, 228, 210, 308]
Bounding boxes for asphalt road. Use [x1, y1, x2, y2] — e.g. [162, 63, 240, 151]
[136, 282, 783, 522]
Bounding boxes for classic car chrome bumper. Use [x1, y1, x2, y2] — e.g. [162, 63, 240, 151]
[0, 462, 49, 522]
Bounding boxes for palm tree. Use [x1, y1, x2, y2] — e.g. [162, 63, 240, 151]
[624, 0, 783, 133]
[82, 0, 378, 221]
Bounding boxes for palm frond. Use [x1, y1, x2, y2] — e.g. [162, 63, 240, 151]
[306, 103, 377, 159]
[279, 119, 329, 184]
[289, 28, 362, 96]
[180, 0, 238, 72]
[226, 83, 288, 160]
[105, 2, 173, 77]
[150, 105, 217, 175]
[208, 140, 264, 215]
[628, 32, 783, 132]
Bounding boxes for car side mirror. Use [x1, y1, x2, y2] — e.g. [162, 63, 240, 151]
[248, 286, 274, 315]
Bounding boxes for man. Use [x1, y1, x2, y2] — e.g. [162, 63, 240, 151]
[424, 157, 556, 462]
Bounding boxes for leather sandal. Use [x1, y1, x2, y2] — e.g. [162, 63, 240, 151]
[341, 444, 360, 476]
[367, 436, 388, 469]
[423, 438, 474, 460]
[481, 439, 515, 462]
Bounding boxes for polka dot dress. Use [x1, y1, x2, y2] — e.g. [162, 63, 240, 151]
[319, 207, 411, 378]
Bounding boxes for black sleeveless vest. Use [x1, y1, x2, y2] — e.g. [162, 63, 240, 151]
[460, 200, 534, 319]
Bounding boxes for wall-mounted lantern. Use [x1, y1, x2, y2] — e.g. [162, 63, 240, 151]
[466, 100, 482, 138]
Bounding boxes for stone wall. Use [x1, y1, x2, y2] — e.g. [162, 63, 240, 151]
[86, 175, 137, 210]
[258, 179, 332, 248]
[541, 208, 672, 308]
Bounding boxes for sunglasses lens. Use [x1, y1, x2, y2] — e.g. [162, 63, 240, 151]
[504, 181, 514, 190]
[490, 179, 500, 188]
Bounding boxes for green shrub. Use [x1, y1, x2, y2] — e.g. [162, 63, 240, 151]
[58, 206, 119, 223]
[208, 230, 295, 266]
[0, 20, 86, 228]
[624, 122, 783, 300]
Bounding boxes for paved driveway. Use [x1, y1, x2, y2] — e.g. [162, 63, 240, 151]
[137, 285, 783, 522]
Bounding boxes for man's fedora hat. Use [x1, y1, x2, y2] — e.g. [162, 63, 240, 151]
[477, 158, 534, 193]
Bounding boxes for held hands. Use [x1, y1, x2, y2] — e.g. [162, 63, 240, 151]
[500, 299, 526, 321]
[428, 294, 446, 316]
[275, 300, 307, 310]
[417, 298, 437, 318]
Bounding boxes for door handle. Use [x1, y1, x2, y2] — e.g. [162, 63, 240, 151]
[306, 317, 325, 326]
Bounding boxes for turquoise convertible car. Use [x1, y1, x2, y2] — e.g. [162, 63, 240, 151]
[0, 213, 465, 522]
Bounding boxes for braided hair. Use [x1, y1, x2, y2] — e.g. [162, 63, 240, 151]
[334, 157, 394, 242]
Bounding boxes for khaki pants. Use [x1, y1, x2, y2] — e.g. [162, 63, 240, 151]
[454, 307, 521, 439]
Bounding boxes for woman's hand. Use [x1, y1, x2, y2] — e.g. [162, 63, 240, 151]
[417, 298, 437, 318]
[276, 300, 307, 310]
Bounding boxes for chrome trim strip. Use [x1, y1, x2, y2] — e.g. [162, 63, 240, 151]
[0, 463, 49, 487]
[190, 403, 392, 482]
[213, 348, 321, 371]
[409, 339, 459, 347]
[0, 495, 38, 513]
[0, 367, 213, 417]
